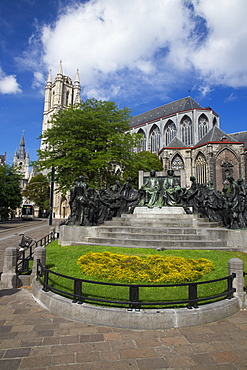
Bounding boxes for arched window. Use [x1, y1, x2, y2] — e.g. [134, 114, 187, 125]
[198, 114, 208, 140]
[213, 117, 217, 126]
[137, 129, 146, 152]
[195, 153, 207, 184]
[164, 120, 177, 146]
[65, 91, 70, 106]
[150, 126, 160, 153]
[181, 116, 192, 146]
[171, 154, 184, 170]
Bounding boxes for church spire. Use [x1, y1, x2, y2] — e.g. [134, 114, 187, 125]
[47, 69, 52, 84]
[73, 68, 81, 105]
[20, 130, 25, 148]
[75, 69, 80, 84]
[58, 60, 63, 76]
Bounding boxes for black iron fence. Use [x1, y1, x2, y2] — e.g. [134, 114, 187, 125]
[16, 232, 55, 274]
[36, 261, 236, 310]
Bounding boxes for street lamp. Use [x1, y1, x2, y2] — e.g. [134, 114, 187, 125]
[49, 166, 55, 226]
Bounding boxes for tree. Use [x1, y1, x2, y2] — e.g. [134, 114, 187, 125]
[23, 174, 50, 217]
[37, 99, 141, 192]
[0, 165, 23, 220]
[123, 151, 164, 188]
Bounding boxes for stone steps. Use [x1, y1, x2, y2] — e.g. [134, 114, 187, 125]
[81, 208, 229, 249]
[97, 231, 206, 240]
[85, 237, 226, 249]
[59, 207, 231, 250]
[103, 220, 219, 228]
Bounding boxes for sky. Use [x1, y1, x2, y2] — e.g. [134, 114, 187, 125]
[1, 0, 247, 166]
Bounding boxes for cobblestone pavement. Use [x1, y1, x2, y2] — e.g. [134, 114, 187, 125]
[1, 221, 247, 369]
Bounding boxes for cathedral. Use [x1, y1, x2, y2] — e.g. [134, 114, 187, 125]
[129, 97, 247, 191]
[40, 64, 247, 218]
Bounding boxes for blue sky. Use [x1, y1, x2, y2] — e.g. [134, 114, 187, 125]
[1, 0, 247, 166]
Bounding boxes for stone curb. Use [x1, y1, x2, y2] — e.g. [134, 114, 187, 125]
[32, 280, 240, 330]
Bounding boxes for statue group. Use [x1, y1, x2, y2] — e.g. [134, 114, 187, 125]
[65, 175, 140, 226]
[65, 171, 247, 229]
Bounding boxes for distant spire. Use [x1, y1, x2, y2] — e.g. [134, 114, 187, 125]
[47, 69, 52, 84]
[58, 60, 63, 75]
[20, 130, 25, 147]
[75, 68, 80, 84]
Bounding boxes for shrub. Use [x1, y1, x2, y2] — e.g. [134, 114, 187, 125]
[77, 252, 215, 284]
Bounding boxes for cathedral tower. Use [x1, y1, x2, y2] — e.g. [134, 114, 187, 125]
[40, 62, 81, 218]
[13, 131, 30, 189]
[41, 61, 81, 148]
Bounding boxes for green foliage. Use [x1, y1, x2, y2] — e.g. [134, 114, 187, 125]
[36, 99, 141, 192]
[0, 165, 23, 219]
[23, 173, 50, 214]
[45, 243, 247, 308]
[123, 151, 163, 188]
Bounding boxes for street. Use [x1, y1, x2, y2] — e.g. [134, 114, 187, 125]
[0, 218, 59, 274]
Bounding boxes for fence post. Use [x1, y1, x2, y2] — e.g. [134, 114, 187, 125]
[128, 286, 140, 311]
[228, 258, 246, 308]
[1, 247, 18, 288]
[188, 283, 198, 309]
[31, 247, 46, 283]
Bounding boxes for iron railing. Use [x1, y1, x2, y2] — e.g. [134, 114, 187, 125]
[36, 261, 236, 310]
[16, 232, 55, 274]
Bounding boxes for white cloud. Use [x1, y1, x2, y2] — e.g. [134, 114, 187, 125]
[19, 0, 247, 101]
[190, 0, 247, 87]
[0, 67, 22, 94]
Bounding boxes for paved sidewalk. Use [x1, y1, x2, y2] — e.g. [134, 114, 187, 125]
[1, 222, 247, 369]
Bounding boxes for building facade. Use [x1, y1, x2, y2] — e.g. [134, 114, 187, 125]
[129, 97, 247, 190]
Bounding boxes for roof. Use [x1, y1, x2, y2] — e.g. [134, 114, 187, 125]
[166, 137, 187, 148]
[196, 126, 239, 146]
[130, 96, 208, 128]
[228, 131, 247, 147]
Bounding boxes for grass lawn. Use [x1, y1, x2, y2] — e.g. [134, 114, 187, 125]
[44, 241, 247, 308]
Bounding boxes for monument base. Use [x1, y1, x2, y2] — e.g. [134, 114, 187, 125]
[134, 206, 187, 215]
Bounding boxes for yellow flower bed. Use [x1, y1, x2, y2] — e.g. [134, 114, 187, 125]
[77, 252, 215, 283]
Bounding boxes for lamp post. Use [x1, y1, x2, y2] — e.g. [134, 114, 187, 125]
[49, 166, 55, 226]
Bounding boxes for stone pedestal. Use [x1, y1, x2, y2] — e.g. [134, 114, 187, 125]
[134, 206, 187, 215]
[1, 247, 18, 288]
[228, 258, 246, 308]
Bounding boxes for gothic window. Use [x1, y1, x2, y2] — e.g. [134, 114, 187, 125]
[66, 91, 70, 106]
[150, 126, 160, 153]
[164, 120, 177, 146]
[198, 114, 208, 140]
[137, 129, 146, 152]
[171, 154, 184, 170]
[195, 153, 207, 184]
[181, 116, 192, 146]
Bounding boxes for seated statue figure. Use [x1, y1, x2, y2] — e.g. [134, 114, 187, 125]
[140, 170, 160, 208]
[159, 169, 181, 206]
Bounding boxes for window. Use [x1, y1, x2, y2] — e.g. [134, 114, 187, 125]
[150, 126, 160, 153]
[164, 120, 176, 146]
[181, 116, 192, 146]
[171, 154, 184, 170]
[198, 114, 208, 140]
[137, 129, 146, 152]
[195, 154, 207, 184]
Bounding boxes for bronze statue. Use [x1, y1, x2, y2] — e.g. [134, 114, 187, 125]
[159, 169, 182, 206]
[140, 170, 160, 208]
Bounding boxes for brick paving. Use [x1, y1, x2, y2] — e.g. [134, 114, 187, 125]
[1, 220, 247, 369]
